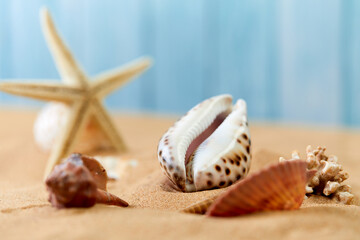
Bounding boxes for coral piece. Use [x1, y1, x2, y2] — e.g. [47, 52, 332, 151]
[0, 8, 152, 179]
[45, 154, 128, 209]
[158, 94, 251, 192]
[280, 145, 354, 204]
[205, 160, 308, 217]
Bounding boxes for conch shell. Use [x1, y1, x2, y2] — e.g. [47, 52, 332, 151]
[157, 94, 251, 192]
[45, 153, 128, 208]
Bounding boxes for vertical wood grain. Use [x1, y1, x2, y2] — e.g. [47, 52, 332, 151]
[152, 0, 204, 113]
[279, 0, 342, 126]
[340, 0, 360, 126]
[218, 0, 279, 120]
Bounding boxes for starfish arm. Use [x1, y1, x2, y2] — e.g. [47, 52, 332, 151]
[43, 100, 91, 179]
[91, 99, 127, 152]
[0, 81, 84, 102]
[91, 57, 152, 98]
[40, 7, 88, 88]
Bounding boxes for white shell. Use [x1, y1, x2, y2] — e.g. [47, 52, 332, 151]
[34, 102, 70, 152]
[157, 95, 251, 192]
[33, 102, 111, 153]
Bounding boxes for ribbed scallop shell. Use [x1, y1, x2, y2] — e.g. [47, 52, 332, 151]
[181, 196, 218, 214]
[206, 160, 308, 217]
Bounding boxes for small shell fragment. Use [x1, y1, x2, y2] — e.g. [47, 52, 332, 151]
[206, 160, 308, 217]
[181, 196, 218, 214]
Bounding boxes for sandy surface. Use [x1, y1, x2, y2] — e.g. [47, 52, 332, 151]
[0, 110, 359, 240]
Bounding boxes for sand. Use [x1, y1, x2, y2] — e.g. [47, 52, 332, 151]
[0, 110, 359, 240]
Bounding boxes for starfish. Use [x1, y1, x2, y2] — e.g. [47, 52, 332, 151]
[0, 8, 152, 179]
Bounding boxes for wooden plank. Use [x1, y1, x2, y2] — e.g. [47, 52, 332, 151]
[279, 0, 342, 125]
[340, 0, 360, 126]
[139, 0, 157, 112]
[152, 0, 204, 114]
[218, 0, 275, 120]
[202, 0, 220, 99]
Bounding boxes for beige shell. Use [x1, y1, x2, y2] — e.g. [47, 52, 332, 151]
[181, 196, 218, 214]
[34, 102, 111, 153]
[206, 160, 308, 217]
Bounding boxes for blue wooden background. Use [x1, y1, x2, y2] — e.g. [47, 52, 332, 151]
[0, 0, 359, 126]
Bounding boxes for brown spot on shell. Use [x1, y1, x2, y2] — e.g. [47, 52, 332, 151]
[219, 181, 226, 186]
[228, 180, 233, 185]
[246, 146, 250, 154]
[230, 159, 234, 165]
[222, 158, 227, 163]
[236, 161, 240, 166]
[169, 165, 174, 171]
[237, 139, 242, 144]
[243, 155, 248, 162]
[242, 168, 246, 174]
[235, 154, 241, 161]
[215, 165, 221, 172]
[207, 181, 213, 187]
[242, 133, 248, 141]
[236, 174, 241, 180]
[225, 168, 231, 175]
[207, 172, 213, 178]
[159, 150, 162, 157]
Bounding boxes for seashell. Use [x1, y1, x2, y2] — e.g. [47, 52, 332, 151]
[45, 153, 128, 208]
[206, 160, 308, 217]
[34, 102, 112, 153]
[181, 195, 218, 214]
[67, 153, 108, 190]
[158, 94, 251, 192]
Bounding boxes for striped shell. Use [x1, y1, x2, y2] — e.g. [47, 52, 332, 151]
[158, 95, 251, 192]
[181, 196, 218, 214]
[206, 160, 308, 217]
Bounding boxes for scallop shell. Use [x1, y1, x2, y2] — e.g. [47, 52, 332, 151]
[158, 95, 251, 192]
[206, 160, 308, 217]
[181, 196, 218, 214]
